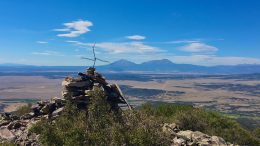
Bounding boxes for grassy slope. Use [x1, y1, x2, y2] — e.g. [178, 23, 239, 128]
[25, 87, 260, 146]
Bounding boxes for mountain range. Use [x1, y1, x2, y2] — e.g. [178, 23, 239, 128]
[97, 59, 260, 74]
[1, 59, 260, 74]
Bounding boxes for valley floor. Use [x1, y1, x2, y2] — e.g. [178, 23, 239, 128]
[0, 73, 260, 128]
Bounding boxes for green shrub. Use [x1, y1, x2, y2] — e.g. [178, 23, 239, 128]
[254, 128, 260, 139]
[140, 103, 260, 146]
[30, 88, 171, 146]
[0, 142, 16, 146]
[13, 103, 32, 116]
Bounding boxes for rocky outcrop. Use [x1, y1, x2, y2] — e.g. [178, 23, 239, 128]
[0, 97, 66, 145]
[163, 123, 238, 146]
[0, 113, 40, 145]
[0, 67, 131, 145]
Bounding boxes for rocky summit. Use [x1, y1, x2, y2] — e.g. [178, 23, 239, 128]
[0, 67, 131, 145]
[0, 68, 238, 146]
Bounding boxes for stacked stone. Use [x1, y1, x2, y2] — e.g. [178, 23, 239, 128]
[62, 76, 92, 102]
[61, 67, 131, 110]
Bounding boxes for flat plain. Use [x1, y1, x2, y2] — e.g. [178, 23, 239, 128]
[0, 73, 259, 120]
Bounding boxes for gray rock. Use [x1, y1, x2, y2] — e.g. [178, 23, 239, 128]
[0, 127, 16, 141]
[177, 130, 193, 141]
[7, 121, 22, 130]
[210, 136, 227, 145]
[0, 120, 10, 127]
[172, 137, 186, 145]
[191, 131, 210, 141]
[21, 112, 35, 120]
[51, 107, 64, 117]
[62, 80, 91, 88]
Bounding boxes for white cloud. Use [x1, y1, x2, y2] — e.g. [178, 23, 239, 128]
[172, 55, 260, 66]
[178, 43, 218, 54]
[32, 51, 64, 56]
[166, 40, 201, 44]
[126, 35, 146, 40]
[95, 42, 161, 53]
[65, 40, 260, 66]
[36, 41, 48, 44]
[54, 20, 93, 37]
[67, 41, 162, 54]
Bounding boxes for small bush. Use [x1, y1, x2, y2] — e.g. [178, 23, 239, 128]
[0, 142, 16, 146]
[30, 88, 171, 146]
[254, 128, 260, 139]
[13, 103, 32, 116]
[141, 103, 260, 146]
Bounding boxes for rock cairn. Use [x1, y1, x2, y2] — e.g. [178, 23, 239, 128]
[61, 67, 131, 111]
[0, 67, 131, 145]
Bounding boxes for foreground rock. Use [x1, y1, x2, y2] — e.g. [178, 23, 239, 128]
[163, 123, 239, 146]
[0, 67, 132, 145]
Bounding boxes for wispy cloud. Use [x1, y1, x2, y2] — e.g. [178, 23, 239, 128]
[36, 41, 48, 44]
[178, 43, 218, 54]
[159, 38, 223, 44]
[165, 40, 201, 44]
[96, 42, 161, 53]
[126, 35, 146, 40]
[32, 51, 64, 56]
[67, 40, 162, 54]
[65, 38, 260, 66]
[54, 20, 93, 37]
[172, 55, 260, 66]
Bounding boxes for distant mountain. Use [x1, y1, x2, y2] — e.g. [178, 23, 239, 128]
[98, 59, 137, 71]
[1, 59, 260, 74]
[0, 63, 31, 66]
[98, 59, 260, 74]
[110, 59, 137, 66]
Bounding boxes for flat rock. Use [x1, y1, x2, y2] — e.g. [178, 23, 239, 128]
[210, 136, 227, 145]
[177, 130, 193, 141]
[0, 127, 16, 141]
[52, 107, 64, 117]
[62, 80, 91, 88]
[191, 131, 210, 141]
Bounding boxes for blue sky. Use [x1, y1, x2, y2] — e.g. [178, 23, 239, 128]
[0, 0, 260, 66]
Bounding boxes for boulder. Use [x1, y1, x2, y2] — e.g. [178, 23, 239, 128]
[62, 80, 91, 88]
[164, 123, 232, 146]
[163, 123, 179, 134]
[210, 136, 227, 145]
[21, 112, 35, 120]
[191, 131, 210, 141]
[172, 137, 185, 145]
[7, 121, 22, 130]
[0, 120, 10, 127]
[177, 130, 193, 141]
[51, 107, 64, 117]
[0, 127, 16, 141]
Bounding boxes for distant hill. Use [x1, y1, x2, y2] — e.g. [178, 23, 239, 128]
[98, 59, 260, 74]
[0, 63, 32, 67]
[1, 59, 260, 74]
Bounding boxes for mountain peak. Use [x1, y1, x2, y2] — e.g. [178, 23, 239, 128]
[0, 63, 31, 66]
[142, 59, 173, 65]
[110, 59, 136, 66]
